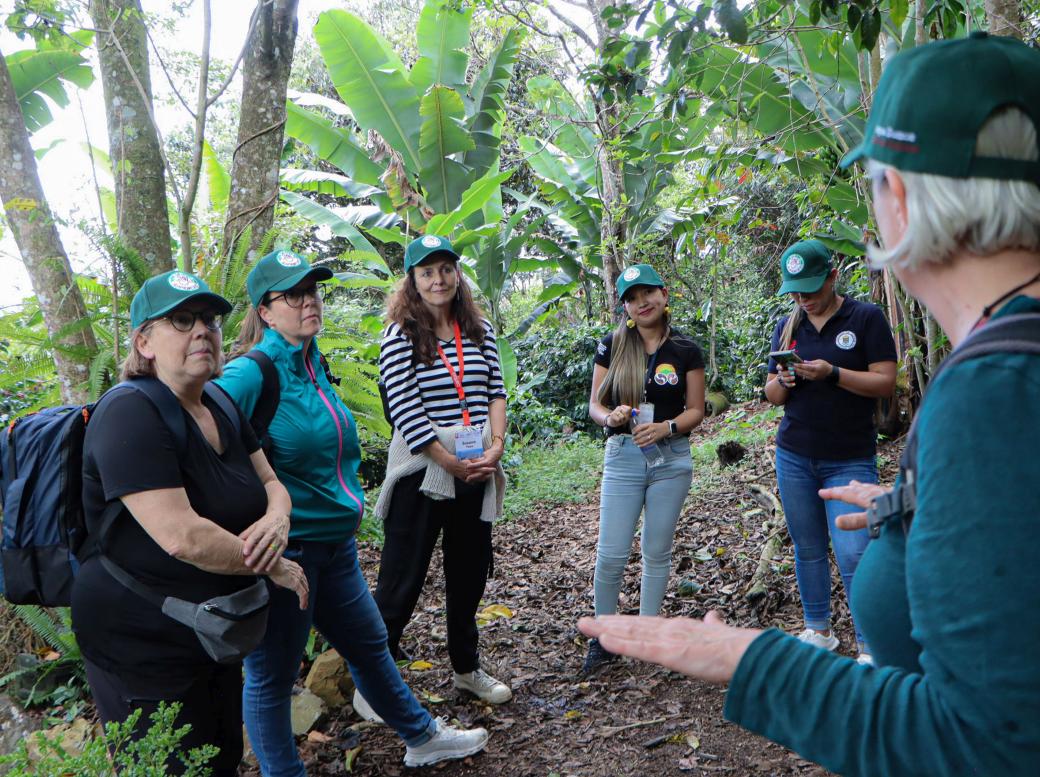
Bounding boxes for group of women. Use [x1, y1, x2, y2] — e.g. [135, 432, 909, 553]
[69, 31, 1039, 777]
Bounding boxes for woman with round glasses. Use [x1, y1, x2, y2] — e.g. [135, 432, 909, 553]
[582, 33, 1040, 777]
[72, 271, 308, 777]
[218, 251, 488, 773]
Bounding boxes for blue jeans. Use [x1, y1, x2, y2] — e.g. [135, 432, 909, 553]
[243, 538, 434, 777]
[595, 435, 694, 616]
[774, 446, 875, 649]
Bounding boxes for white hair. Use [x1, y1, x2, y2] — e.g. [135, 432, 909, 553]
[866, 107, 1040, 270]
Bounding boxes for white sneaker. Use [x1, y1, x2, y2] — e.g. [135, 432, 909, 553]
[352, 688, 384, 724]
[403, 717, 489, 767]
[797, 628, 839, 651]
[453, 668, 512, 704]
[856, 653, 874, 666]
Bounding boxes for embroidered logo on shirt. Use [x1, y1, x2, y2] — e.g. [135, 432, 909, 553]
[622, 267, 641, 281]
[168, 272, 200, 292]
[276, 251, 302, 267]
[597, 342, 607, 356]
[422, 235, 442, 248]
[836, 330, 857, 350]
[654, 364, 679, 385]
[785, 254, 805, 275]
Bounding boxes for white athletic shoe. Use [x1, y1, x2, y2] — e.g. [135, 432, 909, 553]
[352, 688, 384, 724]
[797, 628, 839, 652]
[403, 717, 489, 767]
[453, 668, 512, 704]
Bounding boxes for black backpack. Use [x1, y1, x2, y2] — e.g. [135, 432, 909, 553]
[0, 378, 240, 606]
[866, 313, 1040, 538]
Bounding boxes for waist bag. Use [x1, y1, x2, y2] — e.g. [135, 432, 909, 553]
[100, 556, 269, 664]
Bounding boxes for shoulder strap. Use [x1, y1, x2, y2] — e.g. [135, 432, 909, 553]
[243, 350, 280, 440]
[319, 352, 341, 386]
[866, 312, 1040, 538]
[203, 382, 241, 437]
[104, 378, 190, 457]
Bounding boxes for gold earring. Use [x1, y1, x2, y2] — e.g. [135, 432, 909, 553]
[626, 318, 636, 329]
[664, 305, 671, 315]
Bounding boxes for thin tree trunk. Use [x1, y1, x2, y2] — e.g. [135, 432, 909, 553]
[90, 0, 174, 275]
[177, 0, 212, 271]
[223, 0, 300, 261]
[596, 111, 625, 310]
[0, 53, 97, 403]
[985, 0, 1024, 38]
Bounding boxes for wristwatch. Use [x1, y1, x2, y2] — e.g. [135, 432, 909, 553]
[668, 420, 679, 437]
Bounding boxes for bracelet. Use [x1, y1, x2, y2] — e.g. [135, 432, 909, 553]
[828, 365, 841, 384]
[491, 433, 505, 446]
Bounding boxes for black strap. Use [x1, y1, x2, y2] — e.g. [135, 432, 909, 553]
[866, 312, 1040, 538]
[243, 350, 280, 444]
[99, 555, 166, 608]
[319, 353, 341, 386]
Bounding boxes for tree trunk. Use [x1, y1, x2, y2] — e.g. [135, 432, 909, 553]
[90, 0, 174, 275]
[985, 0, 1024, 38]
[0, 53, 97, 403]
[223, 0, 300, 262]
[596, 110, 625, 310]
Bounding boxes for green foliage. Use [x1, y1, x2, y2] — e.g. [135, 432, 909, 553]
[0, 607, 87, 709]
[5, 31, 95, 134]
[691, 405, 782, 470]
[501, 437, 602, 521]
[0, 702, 218, 776]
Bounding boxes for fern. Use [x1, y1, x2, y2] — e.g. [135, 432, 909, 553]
[10, 606, 80, 656]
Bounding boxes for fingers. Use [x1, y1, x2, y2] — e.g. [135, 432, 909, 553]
[835, 511, 868, 531]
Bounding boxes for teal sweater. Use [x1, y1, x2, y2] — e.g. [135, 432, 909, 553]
[216, 329, 365, 542]
[724, 296, 1040, 776]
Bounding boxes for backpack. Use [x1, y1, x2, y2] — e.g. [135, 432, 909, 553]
[0, 378, 240, 607]
[866, 312, 1040, 538]
[239, 348, 342, 457]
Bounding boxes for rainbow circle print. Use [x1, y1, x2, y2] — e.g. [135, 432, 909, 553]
[654, 363, 679, 386]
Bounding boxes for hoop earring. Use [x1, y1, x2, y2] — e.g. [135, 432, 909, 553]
[626, 318, 636, 329]
[664, 306, 671, 315]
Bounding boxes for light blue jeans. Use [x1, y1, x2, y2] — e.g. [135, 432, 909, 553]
[594, 435, 693, 616]
[774, 445, 875, 650]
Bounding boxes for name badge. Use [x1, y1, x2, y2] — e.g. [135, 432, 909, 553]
[454, 427, 484, 460]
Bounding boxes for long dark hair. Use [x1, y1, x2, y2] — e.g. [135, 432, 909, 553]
[385, 265, 486, 365]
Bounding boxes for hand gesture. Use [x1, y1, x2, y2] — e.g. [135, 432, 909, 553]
[578, 612, 761, 684]
[632, 421, 668, 448]
[463, 443, 502, 484]
[240, 511, 291, 574]
[605, 404, 633, 428]
[818, 480, 891, 531]
[793, 359, 833, 381]
[268, 557, 309, 610]
[776, 364, 797, 388]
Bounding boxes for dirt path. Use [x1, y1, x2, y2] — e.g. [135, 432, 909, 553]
[252, 406, 897, 776]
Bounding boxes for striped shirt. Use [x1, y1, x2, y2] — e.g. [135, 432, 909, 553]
[379, 319, 506, 453]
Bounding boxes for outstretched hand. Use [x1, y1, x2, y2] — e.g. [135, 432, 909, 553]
[578, 612, 761, 684]
[818, 480, 891, 531]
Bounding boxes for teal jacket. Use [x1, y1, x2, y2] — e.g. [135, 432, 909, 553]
[724, 296, 1040, 776]
[216, 328, 365, 542]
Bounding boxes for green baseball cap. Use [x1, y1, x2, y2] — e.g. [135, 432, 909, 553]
[130, 271, 232, 329]
[616, 264, 665, 302]
[247, 250, 334, 307]
[777, 240, 833, 295]
[841, 32, 1040, 184]
[404, 235, 460, 273]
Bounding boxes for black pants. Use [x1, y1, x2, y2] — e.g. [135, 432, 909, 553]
[84, 658, 242, 776]
[373, 468, 493, 673]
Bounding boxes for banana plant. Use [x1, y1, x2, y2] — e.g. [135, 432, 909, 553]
[5, 30, 94, 134]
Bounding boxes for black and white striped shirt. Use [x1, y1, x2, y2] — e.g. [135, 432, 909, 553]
[379, 319, 506, 453]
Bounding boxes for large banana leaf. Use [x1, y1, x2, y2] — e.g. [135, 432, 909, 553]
[418, 86, 474, 214]
[410, 0, 472, 95]
[463, 27, 522, 182]
[279, 190, 379, 253]
[314, 10, 423, 175]
[284, 101, 385, 188]
[280, 168, 382, 200]
[6, 47, 94, 133]
[202, 140, 230, 215]
[519, 136, 592, 194]
[424, 169, 512, 236]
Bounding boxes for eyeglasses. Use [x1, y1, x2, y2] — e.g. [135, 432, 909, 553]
[268, 284, 324, 308]
[163, 310, 222, 332]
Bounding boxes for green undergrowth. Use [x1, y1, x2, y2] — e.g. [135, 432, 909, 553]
[501, 436, 603, 520]
[689, 405, 782, 493]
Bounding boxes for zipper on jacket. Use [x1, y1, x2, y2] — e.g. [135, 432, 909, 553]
[304, 354, 364, 531]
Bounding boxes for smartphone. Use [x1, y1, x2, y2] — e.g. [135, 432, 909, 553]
[768, 349, 803, 366]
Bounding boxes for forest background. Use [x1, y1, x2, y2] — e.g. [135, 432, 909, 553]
[0, 0, 1038, 772]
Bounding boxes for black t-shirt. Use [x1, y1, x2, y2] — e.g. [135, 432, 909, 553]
[594, 328, 705, 435]
[768, 297, 897, 459]
[71, 389, 265, 681]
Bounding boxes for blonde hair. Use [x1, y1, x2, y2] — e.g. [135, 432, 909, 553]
[230, 306, 268, 359]
[867, 107, 1040, 270]
[596, 315, 671, 409]
[119, 320, 225, 382]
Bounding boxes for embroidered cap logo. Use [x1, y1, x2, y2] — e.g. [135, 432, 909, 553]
[786, 254, 805, 275]
[168, 272, 200, 292]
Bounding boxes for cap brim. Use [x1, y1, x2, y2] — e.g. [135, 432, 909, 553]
[839, 144, 866, 169]
[267, 266, 335, 293]
[154, 291, 233, 320]
[777, 275, 827, 295]
[408, 249, 461, 271]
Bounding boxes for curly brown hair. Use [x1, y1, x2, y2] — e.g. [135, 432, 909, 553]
[385, 263, 487, 365]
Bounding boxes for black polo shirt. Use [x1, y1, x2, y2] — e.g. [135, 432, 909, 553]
[595, 328, 705, 435]
[768, 297, 897, 460]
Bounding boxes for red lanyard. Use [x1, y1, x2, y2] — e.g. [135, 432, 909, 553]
[436, 321, 470, 426]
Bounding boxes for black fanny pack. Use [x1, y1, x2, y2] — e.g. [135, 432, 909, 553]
[101, 556, 269, 664]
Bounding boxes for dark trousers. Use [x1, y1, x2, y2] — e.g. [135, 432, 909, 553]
[373, 469, 493, 674]
[84, 658, 242, 776]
